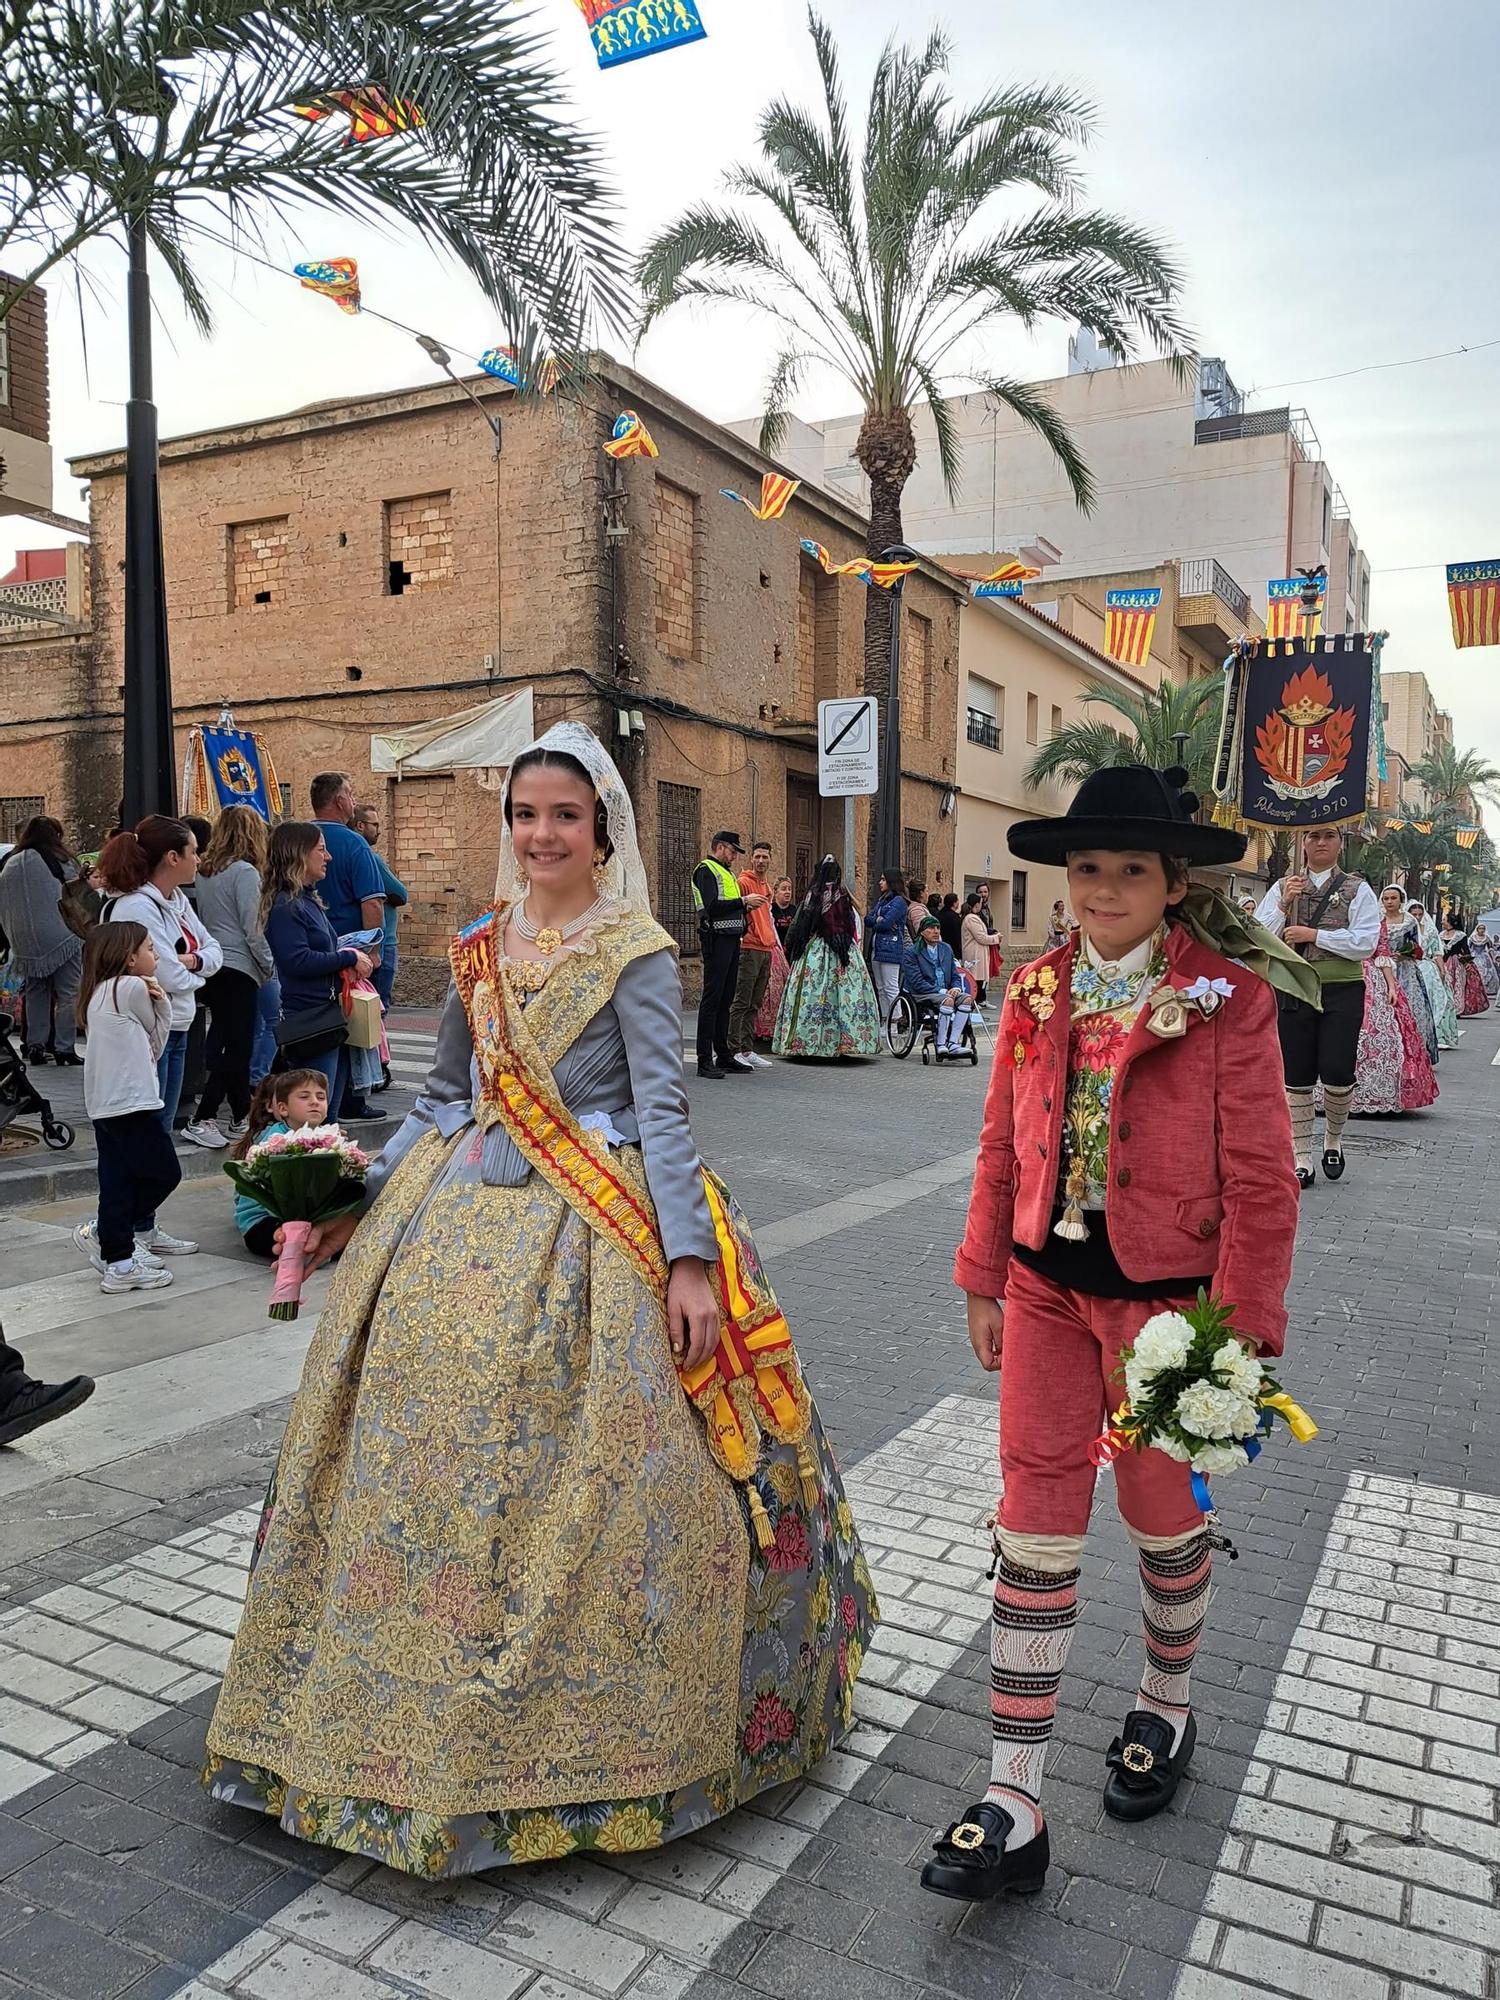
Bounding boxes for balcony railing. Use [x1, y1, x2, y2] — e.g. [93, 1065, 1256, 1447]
[1177, 558, 1249, 622]
[966, 707, 1002, 752]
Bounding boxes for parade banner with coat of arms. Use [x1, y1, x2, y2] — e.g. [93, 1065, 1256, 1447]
[1220, 637, 1377, 832]
[182, 726, 282, 822]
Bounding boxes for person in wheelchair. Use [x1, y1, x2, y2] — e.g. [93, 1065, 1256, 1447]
[900, 914, 975, 1060]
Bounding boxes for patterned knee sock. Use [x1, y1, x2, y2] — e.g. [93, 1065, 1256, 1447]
[1323, 1084, 1354, 1152]
[1136, 1531, 1212, 1750]
[985, 1556, 1080, 1848]
[1286, 1086, 1315, 1171]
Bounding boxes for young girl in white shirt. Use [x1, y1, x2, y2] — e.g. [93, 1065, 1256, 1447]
[76, 923, 183, 1293]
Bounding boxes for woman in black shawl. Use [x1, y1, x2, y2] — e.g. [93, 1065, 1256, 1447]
[773, 857, 881, 1058]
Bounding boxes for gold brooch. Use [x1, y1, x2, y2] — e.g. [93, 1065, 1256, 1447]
[503, 956, 551, 995]
[950, 1822, 987, 1851]
[1121, 1742, 1155, 1774]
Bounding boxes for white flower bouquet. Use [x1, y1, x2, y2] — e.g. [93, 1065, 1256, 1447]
[223, 1124, 369, 1320]
[1090, 1291, 1316, 1507]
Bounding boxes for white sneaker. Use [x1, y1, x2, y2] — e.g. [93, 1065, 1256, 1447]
[100, 1255, 174, 1294]
[181, 1119, 229, 1150]
[73, 1220, 107, 1274]
[137, 1227, 198, 1257]
[226, 1117, 249, 1141]
[744, 1052, 773, 1068]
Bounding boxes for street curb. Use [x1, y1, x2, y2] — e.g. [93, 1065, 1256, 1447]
[0, 1136, 228, 1213]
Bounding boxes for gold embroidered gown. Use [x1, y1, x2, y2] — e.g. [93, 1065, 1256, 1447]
[203, 906, 876, 1877]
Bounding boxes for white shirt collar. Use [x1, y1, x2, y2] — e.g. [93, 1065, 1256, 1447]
[1082, 927, 1160, 978]
[1308, 868, 1334, 887]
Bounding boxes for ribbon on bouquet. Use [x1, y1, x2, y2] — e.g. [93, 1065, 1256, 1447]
[1189, 1392, 1319, 1513]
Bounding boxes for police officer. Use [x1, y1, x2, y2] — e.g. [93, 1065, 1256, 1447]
[693, 832, 752, 1079]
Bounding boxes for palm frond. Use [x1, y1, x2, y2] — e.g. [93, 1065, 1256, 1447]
[974, 371, 1095, 513]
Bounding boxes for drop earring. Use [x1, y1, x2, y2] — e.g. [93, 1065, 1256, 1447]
[592, 847, 609, 894]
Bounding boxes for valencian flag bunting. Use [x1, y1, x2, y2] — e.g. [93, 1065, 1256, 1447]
[973, 556, 1042, 600]
[1446, 560, 1500, 649]
[293, 86, 424, 145]
[800, 539, 919, 590]
[1217, 636, 1377, 832]
[720, 472, 799, 520]
[293, 258, 360, 314]
[1104, 587, 1161, 668]
[1267, 577, 1325, 642]
[603, 410, 659, 460]
[578, 0, 706, 68]
[1455, 825, 1483, 850]
[181, 726, 282, 823]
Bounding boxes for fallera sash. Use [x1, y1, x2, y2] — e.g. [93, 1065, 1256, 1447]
[450, 906, 816, 1540]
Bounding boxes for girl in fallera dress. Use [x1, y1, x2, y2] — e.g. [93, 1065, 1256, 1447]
[773, 855, 882, 1059]
[1411, 902, 1460, 1047]
[1441, 917, 1491, 1019]
[203, 724, 875, 1877]
[1344, 907, 1438, 1116]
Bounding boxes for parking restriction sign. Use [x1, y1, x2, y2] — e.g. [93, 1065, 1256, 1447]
[817, 695, 879, 797]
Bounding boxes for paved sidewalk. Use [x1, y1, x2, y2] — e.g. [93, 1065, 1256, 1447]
[0, 1008, 1497, 2000]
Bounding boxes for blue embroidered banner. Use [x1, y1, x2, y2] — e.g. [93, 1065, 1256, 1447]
[201, 728, 274, 819]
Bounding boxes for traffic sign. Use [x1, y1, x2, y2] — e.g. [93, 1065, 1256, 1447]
[817, 695, 878, 797]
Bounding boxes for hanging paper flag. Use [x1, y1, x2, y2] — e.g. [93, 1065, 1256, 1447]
[972, 556, 1042, 600]
[477, 346, 560, 395]
[1266, 577, 1325, 641]
[603, 410, 659, 460]
[720, 472, 799, 521]
[293, 257, 361, 314]
[1104, 587, 1161, 667]
[1446, 560, 1500, 649]
[294, 86, 424, 145]
[577, 0, 707, 69]
[1456, 826, 1481, 849]
[800, 539, 919, 590]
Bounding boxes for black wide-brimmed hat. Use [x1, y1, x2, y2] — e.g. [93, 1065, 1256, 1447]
[1007, 766, 1247, 867]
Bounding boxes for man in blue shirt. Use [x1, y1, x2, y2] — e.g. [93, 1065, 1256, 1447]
[310, 772, 385, 937]
[310, 771, 386, 1119]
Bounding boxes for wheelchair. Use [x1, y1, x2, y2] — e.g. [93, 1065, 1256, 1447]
[885, 987, 980, 1065]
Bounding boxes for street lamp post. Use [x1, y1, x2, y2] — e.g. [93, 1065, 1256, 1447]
[872, 543, 920, 885]
[121, 214, 177, 824]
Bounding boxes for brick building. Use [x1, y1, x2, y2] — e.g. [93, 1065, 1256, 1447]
[9, 357, 961, 987]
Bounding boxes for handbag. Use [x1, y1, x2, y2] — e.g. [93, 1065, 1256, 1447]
[273, 997, 348, 1059]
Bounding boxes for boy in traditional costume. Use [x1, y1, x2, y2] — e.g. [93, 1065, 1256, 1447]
[1253, 826, 1380, 1187]
[922, 767, 1300, 1902]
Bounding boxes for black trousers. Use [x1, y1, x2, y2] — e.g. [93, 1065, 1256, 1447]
[1276, 979, 1366, 1090]
[0, 1327, 35, 1404]
[697, 936, 741, 1067]
[197, 967, 259, 1124]
[95, 1110, 183, 1265]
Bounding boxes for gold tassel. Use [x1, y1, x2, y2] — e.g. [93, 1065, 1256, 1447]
[747, 1486, 775, 1552]
[1053, 1159, 1091, 1242]
[797, 1439, 821, 1510]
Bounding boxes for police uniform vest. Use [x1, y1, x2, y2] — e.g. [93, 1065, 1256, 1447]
[1284, 870, 1365, 984]
[693, 858, 747, 939]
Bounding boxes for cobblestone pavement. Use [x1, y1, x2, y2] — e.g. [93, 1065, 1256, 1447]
[1, 1005, 1497, 2000]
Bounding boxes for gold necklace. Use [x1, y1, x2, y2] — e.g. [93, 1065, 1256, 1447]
[505, 894, 610, 993]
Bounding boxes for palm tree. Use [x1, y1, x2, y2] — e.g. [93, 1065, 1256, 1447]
[1411, 745, 1500, 816]
[2, 0, 626, 815]
[1022, 677, 1224, 798]
[636, 8, 1189, 864]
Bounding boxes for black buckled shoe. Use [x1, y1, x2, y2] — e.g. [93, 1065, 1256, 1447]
[1103, 1709, 1196, 1821]
[1296, 1166, 1316, 1190]
[919, 1800, 1049, 1901]
[1321, 1148, 1346, 1181]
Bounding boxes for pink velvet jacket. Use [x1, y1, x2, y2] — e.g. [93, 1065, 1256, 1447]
[954, 924, 1299, 1354]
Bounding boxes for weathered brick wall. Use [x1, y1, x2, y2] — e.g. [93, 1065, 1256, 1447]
[0, 626, 116, 847]
[653, 478, 698, 659]
[229, 517, 290, 610]
[0, 277, 48, 443]
[385, 493, 453, 594]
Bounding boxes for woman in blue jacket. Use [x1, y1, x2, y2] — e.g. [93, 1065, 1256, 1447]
[263, 823, 376, 1122]
[901, 914, 974, 1058]
[865, 868, 909, 1024]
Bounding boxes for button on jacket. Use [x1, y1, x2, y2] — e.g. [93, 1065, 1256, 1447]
[954, 924, 1299, 1354]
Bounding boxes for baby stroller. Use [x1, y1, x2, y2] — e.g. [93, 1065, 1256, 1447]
[0, 1000, 75, 1151]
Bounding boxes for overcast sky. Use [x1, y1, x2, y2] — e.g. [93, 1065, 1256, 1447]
[11, 0, 1500, 791]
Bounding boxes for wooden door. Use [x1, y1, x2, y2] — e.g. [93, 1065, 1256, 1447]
[787, 774, 819, 898]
